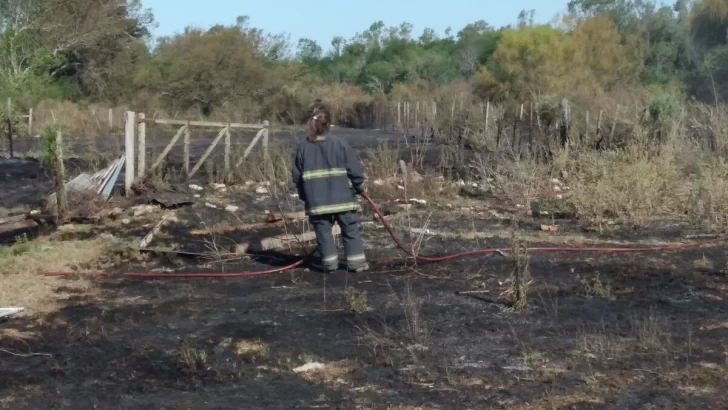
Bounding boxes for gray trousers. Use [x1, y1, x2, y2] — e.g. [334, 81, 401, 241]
[309, 211, 367, 270]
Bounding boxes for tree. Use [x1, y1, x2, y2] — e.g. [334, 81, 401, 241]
[297, 38, 323, 62]
[0, 0, 153, 101]
[570, 15, 645, 92]
[689, 0, 728, 101]
[473, 25, 573, 101]
[137, 24, 271, 115]
[691, 0, 728, 50]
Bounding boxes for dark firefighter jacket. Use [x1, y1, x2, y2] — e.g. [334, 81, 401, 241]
[292, 135, 365, 215]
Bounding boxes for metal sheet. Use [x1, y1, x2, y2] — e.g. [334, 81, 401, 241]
[0, 307, 25, 319]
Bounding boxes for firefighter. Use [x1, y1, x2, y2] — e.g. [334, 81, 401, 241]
[291, 108, 369, 273]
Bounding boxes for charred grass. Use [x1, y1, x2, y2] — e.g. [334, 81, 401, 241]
[3, 120, 728, 407]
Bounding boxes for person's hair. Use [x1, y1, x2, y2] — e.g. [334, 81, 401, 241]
[307, 109, 331, 142]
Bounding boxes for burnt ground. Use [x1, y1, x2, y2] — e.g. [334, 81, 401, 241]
[2, 131, 728, 409]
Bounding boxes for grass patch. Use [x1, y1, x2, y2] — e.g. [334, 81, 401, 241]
[553, 147, 728, 228]
[0, 237, 110, 314]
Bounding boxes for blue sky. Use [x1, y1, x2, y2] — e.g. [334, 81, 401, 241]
[142, 0, 570, 49]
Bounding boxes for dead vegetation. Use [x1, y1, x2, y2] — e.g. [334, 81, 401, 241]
[4, 100, 728, 408]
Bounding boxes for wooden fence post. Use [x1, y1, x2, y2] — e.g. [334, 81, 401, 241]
[262, 120, 269, 159]
[597, 110, 603, 136]
[484, 101, 490, 133]
[609, 105, 620, 141]
[27, 108, 33, 137]
[137, 112, 146, 176]
[560, 98, 571, 148]
[224, 122, 231, 178]
[53, 129, 68, 222]
[6, 98, 13, 158]
[183, 121, 190, 177]
[125, 111, 136, 195]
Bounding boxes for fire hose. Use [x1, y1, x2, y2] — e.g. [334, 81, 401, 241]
[112, 192, 728, 279]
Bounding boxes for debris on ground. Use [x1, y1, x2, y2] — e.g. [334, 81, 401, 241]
[139, 213, 175, 248]
[190, 211, 306, 236]
[0, 307, 25, 320]
[148, 192, 194, 209]
[293, 362, 325, 373]
[132, 204, 158, 217]
[233, 224, 341, 254]
[46, 155, 125, 208]
[0, 213, 53, 239]
[540, 224, 559, 232]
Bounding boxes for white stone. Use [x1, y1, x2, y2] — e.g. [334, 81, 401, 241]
[293, 362, 325, 373]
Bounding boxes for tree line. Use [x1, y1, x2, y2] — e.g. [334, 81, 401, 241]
[1, 0, 727, 126]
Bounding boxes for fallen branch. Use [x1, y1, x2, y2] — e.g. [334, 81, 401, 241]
[139, 212, 174, 248]
[190, 220, 287, 236]
[0, 214, 27, 225]
[190, 211, 308, 236]
[232, 224, 341, 254]
[266, 211, 306, 222]
[0, 219, 38, 235]
[0, 348, 52, 358]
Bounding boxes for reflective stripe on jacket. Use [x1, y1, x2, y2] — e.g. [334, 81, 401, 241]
[291, 135, 365, 215]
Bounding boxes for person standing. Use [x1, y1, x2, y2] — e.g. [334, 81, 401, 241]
[291, 108, 369, 273]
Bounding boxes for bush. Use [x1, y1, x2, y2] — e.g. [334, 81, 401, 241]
[647, 84, 684, 126]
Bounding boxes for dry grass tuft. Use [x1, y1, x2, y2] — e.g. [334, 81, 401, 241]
[574, 308, 672, 360]
[0, 236, 109, 314]
[177, 341, 209, 373]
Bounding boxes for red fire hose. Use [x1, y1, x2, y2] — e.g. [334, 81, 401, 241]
[113, 192, 728, 279]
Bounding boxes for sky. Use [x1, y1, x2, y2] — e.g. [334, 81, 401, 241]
[142, 0, 571, 50]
